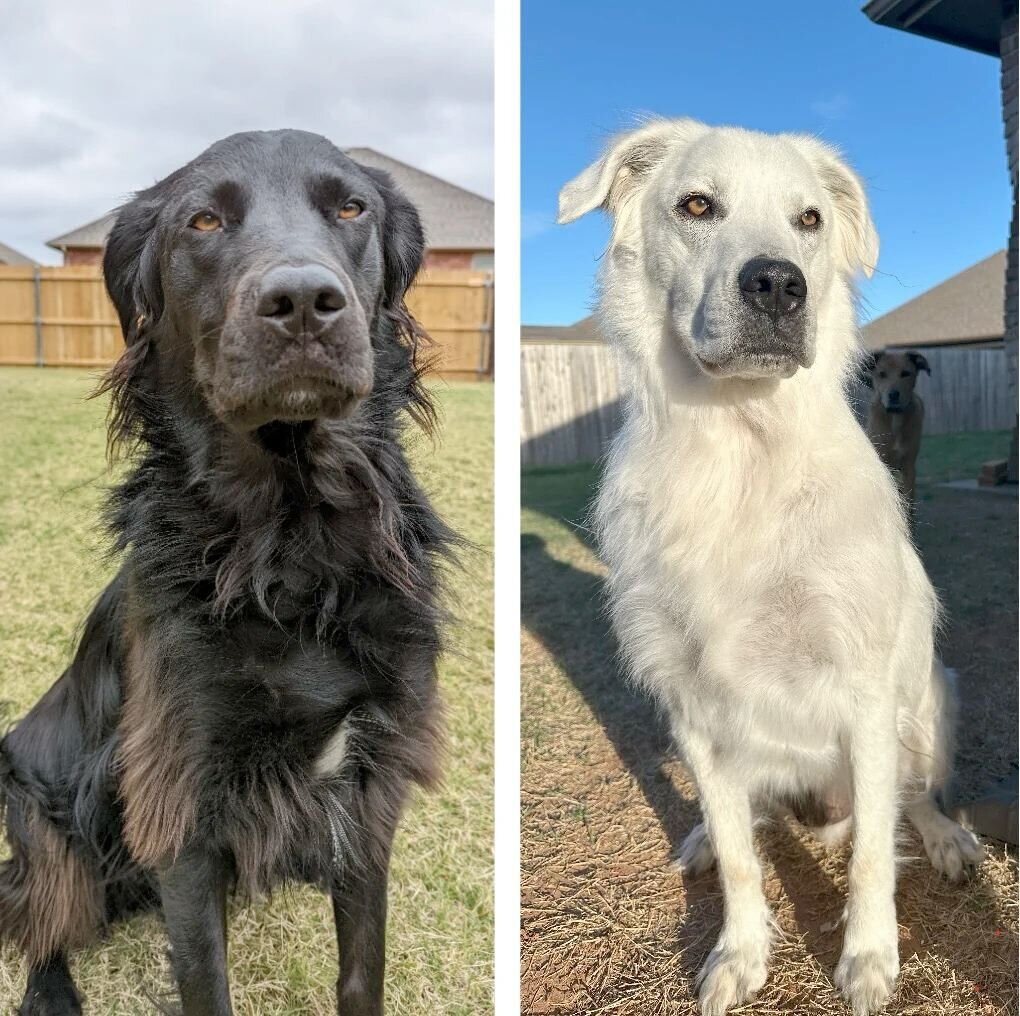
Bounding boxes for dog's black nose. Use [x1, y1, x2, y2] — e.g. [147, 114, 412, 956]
[738, 258, 807, 318]
[256, 264, 347, 335]
[887, 389, 900, 404]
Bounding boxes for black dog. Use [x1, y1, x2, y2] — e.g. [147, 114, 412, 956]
[0, 130, 454, 1015]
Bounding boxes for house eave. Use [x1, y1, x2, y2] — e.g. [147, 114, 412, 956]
[862, 0, 1002, 56]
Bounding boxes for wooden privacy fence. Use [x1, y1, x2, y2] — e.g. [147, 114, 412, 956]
[0, 266, 493, 380]
[522, 339, 1014, 468]
[521, 340, 622, 467]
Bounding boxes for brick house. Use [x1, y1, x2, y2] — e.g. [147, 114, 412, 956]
[45, 146, 494, 272]
[863, 0, 1017, 476]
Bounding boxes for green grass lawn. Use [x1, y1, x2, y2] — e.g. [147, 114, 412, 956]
[0, 367, 493, 1015]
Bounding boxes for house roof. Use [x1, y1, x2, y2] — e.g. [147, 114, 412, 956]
[522, 316, 601, 343]
[345, 147, 493, 250]
[862, 0, 1003, 57]
[46, 213, 117, 252]
[46, 147, 493, 253]
[0, 240, 34, 265]
[862, 250, 1005, 350]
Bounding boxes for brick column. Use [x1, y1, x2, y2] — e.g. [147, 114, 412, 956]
[1001, 7, 1018, 480]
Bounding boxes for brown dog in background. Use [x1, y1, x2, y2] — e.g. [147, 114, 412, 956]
[863, 349, 931, 510]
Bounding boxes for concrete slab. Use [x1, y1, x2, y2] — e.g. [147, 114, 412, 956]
[939, 479, 1019, 497]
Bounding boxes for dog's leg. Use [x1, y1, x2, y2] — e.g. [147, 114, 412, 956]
[905, 794, 983, 881]
[834, 697, 900, 1016]
[901, 662, 983, 880]
[158, 847, 232, 1016]
[675, 724, 770, 1016]
[19, 954, 81, 1016]
[331, 851, 391, 1016]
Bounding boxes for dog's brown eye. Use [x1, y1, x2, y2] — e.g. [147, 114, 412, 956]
[189, 211, 222, 232]
[878, 371, 887, 379]
[682, 195, 711, 217]
[900, 370, 911, 378]
[337, 201, 364, 220]
[800, 209, 820, 228]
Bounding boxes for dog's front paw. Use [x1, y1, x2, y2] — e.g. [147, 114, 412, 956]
[696, 937, 769, 1016]
[677, 822, 716, 877]
[18, 990, 82, 1016]
[834, 944, 899, 1015]
[922, 821, 983, 882]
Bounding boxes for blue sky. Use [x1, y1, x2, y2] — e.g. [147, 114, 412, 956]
[522, 0, 1011, 326]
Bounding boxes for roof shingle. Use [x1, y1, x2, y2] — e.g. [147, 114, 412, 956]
[862, 250, 1005, 350]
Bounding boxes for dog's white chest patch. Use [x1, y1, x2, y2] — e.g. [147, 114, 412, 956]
[314, 719, 351, 777]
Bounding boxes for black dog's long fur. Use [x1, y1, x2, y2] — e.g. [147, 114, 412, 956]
[0, 130, 454, 1016]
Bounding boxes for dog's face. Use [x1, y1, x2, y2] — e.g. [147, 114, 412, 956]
[864, 351, 930, 412]
[558, 119, 878, 382]
[104, 130, 424, 431]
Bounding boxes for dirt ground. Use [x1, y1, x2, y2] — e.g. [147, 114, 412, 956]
[520, 442, 1018, 1016]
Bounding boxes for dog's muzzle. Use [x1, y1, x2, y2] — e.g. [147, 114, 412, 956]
[883, 390, 909, 413]
[211, 262, 375, 430]
[738, 257, 807, 320]
[697, 258, 812, 379]
[255, 264, 348, 337]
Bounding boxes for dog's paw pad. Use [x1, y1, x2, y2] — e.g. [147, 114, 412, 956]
[676, 823, 716, 878]
[834, 948, 898, 1015]
[924, 824, 983, 882]
[696, 942, 768, 1015]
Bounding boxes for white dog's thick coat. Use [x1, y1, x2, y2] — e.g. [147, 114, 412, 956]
[559, 119, 982, 1016]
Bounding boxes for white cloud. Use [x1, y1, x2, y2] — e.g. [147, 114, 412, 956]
[521, 210, 554, 242]
[0, 0, 493, 262]
[810, 93, 851, 121]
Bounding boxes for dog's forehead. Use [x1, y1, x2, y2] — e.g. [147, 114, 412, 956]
[874, 353, 910, 372]
[182, 130, 376, 194]
[660, 128, 820, 199]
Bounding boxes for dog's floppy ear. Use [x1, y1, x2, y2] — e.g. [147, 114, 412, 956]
[558, 119, 697, 223]
[793, 137, 879, 279]
[103, 193, 165, 346]
[97, 190, 168, 456]
[360, 165, 438, 433]
[361, 166, 426, 308]
[907, 352, 931, 375]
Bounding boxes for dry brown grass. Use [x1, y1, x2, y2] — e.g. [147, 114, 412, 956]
[521, 452, 1018, 1016]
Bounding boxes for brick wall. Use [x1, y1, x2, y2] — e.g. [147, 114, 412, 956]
[423, 249, 476, 270]
[63, 247, 103, 267]
[1002, 9, 1018, 479]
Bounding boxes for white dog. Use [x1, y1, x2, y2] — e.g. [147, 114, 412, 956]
[558, 118, 982, 1016]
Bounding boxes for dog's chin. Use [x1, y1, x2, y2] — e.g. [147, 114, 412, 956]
[695, 351, 807, 381]
[217, 378, 369, 433]
[685, 319, 814, 382]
